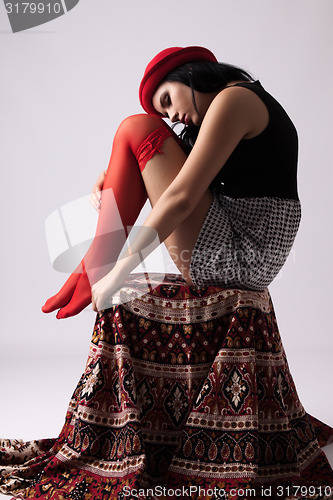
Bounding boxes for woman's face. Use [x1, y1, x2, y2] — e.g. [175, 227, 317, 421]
[152, 81, 214, 127]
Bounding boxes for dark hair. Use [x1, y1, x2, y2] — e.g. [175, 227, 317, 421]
[164, 60, 253, 153]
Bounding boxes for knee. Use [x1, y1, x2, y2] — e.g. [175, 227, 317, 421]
[120, 113, 167, 135]
[121, 113, 165, 127]
[115, 114, 168, 142]
[115, 113, 175, 162]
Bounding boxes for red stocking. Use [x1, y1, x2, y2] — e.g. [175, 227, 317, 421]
[42, 114, 181, 319]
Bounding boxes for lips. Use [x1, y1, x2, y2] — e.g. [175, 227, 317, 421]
[185, 115, 193, 126]
[181, 115, 188, 126]
[179, 115, 191, 126]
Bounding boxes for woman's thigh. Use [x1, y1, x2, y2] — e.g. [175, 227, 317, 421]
[141, 136, 213, 284]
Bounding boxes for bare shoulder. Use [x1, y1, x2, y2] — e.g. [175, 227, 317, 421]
[214, 83, 263, 105]
[208, 85, 269, 138]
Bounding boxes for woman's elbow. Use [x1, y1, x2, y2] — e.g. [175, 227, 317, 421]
[172, 189, 195, 218]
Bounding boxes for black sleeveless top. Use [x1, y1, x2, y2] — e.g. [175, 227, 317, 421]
[210, 81, 299, 201]
[190, 81, 302, 290]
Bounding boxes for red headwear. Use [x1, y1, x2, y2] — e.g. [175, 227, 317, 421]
[139, 46, 218, 116]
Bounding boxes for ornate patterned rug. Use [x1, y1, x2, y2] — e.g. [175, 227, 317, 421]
[1, 273, 333, 500]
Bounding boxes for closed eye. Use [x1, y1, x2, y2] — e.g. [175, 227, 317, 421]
[160, 92, 171, 114]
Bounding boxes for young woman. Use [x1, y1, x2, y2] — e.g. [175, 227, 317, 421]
[42, 45, 301, 315]
[2, 46, 333, 500]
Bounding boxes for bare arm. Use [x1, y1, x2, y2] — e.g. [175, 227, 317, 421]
[92, 86, 267, 310]
[142, 86, 260, 242]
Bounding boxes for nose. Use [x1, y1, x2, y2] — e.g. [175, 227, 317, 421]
[169, 109, 179, 123]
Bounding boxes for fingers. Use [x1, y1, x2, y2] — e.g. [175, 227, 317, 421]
[89, 170, 107, 213]
[91, 284, 101, 312]
[91, 281, 115, 313]
[89, 190, 102, 213]
[91, 295, 98, 312]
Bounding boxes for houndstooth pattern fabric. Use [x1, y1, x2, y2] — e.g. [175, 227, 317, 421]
[190, 192, 301, 290]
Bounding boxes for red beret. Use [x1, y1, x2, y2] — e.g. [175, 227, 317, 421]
[139, 46, 218, 116]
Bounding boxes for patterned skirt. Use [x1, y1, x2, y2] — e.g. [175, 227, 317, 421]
[1, 273, 333, 500]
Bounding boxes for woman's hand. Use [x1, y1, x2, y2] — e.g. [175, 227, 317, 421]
[89, 170, 107, 212]
[91, 264, 126, 312]
[91, 271, 119, 312]
[91, 250, 145, 312]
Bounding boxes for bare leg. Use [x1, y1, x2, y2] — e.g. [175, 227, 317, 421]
[141, 137, 213, 285]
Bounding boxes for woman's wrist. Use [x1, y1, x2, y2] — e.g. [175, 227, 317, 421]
[112, 253, 141, 281]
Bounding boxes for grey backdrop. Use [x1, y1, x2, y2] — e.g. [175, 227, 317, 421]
[0, 0, 332, 464]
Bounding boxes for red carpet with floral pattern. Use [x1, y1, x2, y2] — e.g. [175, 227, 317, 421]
[1, 273, 333, 500]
